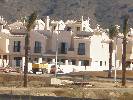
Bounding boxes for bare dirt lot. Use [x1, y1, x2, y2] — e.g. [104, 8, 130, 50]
[0, 71, 133, 100]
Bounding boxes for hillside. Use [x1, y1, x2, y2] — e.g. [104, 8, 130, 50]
[0, 0, 133, 28]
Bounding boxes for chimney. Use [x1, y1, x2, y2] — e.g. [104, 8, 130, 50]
[0, 23, 3, 31]
[81, 16, 84, 31]
[45, 16, 50, 30]
[0, 16, 4, 31]
[81, 16, 84, 22]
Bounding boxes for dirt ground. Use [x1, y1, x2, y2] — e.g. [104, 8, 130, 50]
[0, 71, 133, 99]
[68, 70, 133, 78]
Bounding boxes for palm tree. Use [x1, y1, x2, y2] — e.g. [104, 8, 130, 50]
[122, 15, 129, 86]
[108, 25, 118, 78]
[24, 12, 37, 87]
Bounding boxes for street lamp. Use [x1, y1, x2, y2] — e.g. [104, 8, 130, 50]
[55, 22, 59, 77]
[114, 25, 120, 83]
[114, 37, 117, 83]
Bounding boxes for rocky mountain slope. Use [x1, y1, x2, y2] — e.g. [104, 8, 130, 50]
[0, 0, 133, 28]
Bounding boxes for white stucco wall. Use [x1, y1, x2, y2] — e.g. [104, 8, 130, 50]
[51, 31, 72, 52]
[30, 31, 47, 54]
[9, 31, 47, 55]
[0, 38, 9, 53]
[9, 36, 25, 55]
[34, 19, 45, 30]
[90, 35, 109, 68]
[74, 37, 91, 57]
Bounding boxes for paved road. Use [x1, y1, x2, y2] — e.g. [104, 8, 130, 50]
[0, 94, 103, 100]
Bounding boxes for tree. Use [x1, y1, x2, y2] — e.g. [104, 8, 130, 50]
[24, 12, 37, 87]
[108, 25, 118, 78]
[122, 15, 129, 86]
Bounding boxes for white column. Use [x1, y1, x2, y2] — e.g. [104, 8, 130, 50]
[3, 59, 6, 67]
[131, 63, 133, 70]
[6, 55, 9, 67]
[78, 61, 81, 66]
[1, 55, 4, 67]
[45, 16, 50, 30]
[69, 60, 72, 65]
[38, 58, 42, 63]
[0, 56, 2, 67]
[76, 60, 79, 66]
[52, 59, 55, 64]
[22, 57, 25, 71]
[65, 60, 68, 65]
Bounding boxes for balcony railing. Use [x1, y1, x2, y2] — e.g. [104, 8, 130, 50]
[58, 48, 67, 54]
[13, 47, 21, 52]
[34, 47, 41, 53]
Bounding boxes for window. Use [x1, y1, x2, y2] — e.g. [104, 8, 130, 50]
[71, 59, 76, 65]
[14, 57, 22, 67]
[100, 61, 102, 66]
[66, 27, 71, 31]
[61, 59, 65, 64]
[84, 60, 89, 66]
[3, 55, 7, 60]
[77, 27, 80, 31]
[83, 27, 85, 31]
[34, 41, 41, 53]
[60, 42, 68, 54]
[47, 58, 52, 63]
[53, 26, 56, 30]
[13, 41, 21, 52]
[78, 43, 85, 55]
[81, 60, 89, 66]
[42, 58, 46, 61]
[34, 58, 38, 62]
[105, 61, 106, 66]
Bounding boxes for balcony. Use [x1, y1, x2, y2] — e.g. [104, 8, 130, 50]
[58, 48, 67, 54]
[34, 47, 41, 53]
[13, 47, 21, 52]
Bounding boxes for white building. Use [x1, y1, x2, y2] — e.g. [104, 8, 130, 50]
[0, 16, 133, 73]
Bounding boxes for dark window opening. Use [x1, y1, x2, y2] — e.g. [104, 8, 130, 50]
[53, 26, 56, 30]
[13, 41, 21, 52]
[3, 55, 7, 60]
[34, 58, 38, 61]
[34, 41, 41, 53]
[100, 61, 102, 66]
[77, 27, 80, 31]
[81, 60, 89, 66]
[14, 57, 22, 67]
[47, 58, 52, 63]
[78, 43, 85, 55]
[105, 61, 106, 66]
[61, 59, 65, 64]
[60, 42, 68, 54]
[83, 27, 85, 31]
[42, 58, 46, 61]
[84, 60, 89, 66]
[66, 27, 72, 31]
[71, 59, 76, 65]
